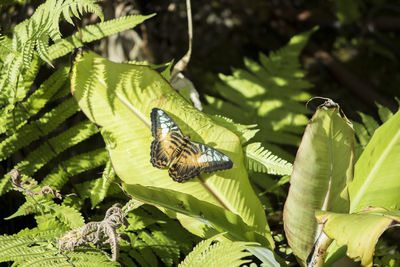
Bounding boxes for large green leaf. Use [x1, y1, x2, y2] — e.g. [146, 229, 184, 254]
[123, 184, 271, 247]
[349, 109, 400, 212]
[70, 50, 273, 248]
[283, 107, 354, 265]
[316, 208, 400, 267]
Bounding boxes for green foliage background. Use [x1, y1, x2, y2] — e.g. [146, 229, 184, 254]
[0, 0, 399, 266]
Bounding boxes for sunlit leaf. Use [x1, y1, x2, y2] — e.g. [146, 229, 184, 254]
[349, 109, 400, 212]
[283, 107, 354, 264]
[71, 50, 273, 248]
[316, 208, 400, 267]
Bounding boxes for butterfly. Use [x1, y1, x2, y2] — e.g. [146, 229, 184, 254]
[150, 108, 233, 183]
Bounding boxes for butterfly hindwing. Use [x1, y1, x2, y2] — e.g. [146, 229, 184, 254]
[168, 142, 202, 182]
[194, 142, 233, 173]
[168, 142, 233, 182]
[150, 108, 185, 168]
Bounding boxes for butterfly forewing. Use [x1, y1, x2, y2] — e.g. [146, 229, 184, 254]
[150, 109, 185, 168]
[150, 108, 234, 182]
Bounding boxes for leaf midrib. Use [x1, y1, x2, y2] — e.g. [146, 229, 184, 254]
[350, 129, 400, 212]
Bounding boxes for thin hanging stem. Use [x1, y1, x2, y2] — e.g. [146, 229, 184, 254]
[171, 0, 193, 80]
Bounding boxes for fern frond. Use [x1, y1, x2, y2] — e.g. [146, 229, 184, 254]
[0, 239, 51, 263]
[179, 235, 253, 267]
[35, 213, 70, 232]
[35, 34, 52, 67]
[149, 220, 195, 255]
[15, 120, 99, 176]
[6, 54, 23, 94]
[0, 97, 79, 158]
[125, 207, 166, 232]
[138, 231, 175, 266]
[0, 108, 97, 196]
[210, 114, 259, 144]
[22, 39, 35, 69]
[22, 0, 103, 44]
[376, 102, 394, 123]
[40, 148, 108, 189]
[0, 66, 69, 134]
[60, 0, 104, 26]
[0, 227, 61, 263]
[152, 229, 181, 266]
[352, 121, 370, 147]
[0, 0, 104, 100]
[352, 102, 398, 159]
[120, 206, 197, 265]
[15, 255, 70, 267]
[0, 227, 118, 267]
[75, 159, 117, 208]
[5, 196, 47, 220]
[12, 247, 119, 267]
[48, 203, 85, 229]
[358, 112, 379, 136]
[48, 14, 155, 61]
[244, 142, 292, 176]
[6, 194, 84, 229]
[21, 53, 41, 91]
[204, 28, 317, 160]
[0, 33, 13, 55]
[16, 225, 64, 239]
[62, 249, 120, 267]
[129, 237, 159, 266]
[88, 160, 116, 208]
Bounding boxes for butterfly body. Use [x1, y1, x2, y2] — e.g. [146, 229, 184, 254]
[150, 108, 233, 182]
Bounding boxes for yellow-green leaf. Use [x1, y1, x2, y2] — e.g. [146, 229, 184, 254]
[349, 109, 400, 212]
[316, 208, 400, 267]
[70, 50, 273, 248]
[283, 107, 354, 264]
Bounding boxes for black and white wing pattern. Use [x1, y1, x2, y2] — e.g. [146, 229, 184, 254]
[150, 108, 233, 183]
[150, 108, 185, 169]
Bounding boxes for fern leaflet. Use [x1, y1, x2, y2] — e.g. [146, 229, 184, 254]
[48, 14, 155, 61]
[358, 112, 380, 136]
[0, 97, 79, 161]
[40, 148, 108, 189]
[1, 0, 104, 101]
[6, 195, 84, 229]
[88, 160, 116, 208]
[179, 234, 253, 267]
[245, 142, 293, 175]
[376, 103, 394, 123]
[14, 120, 99, 177]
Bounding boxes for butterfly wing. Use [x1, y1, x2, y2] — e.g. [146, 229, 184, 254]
[169, 141, 233, 182]
[150, 108, 185, 168]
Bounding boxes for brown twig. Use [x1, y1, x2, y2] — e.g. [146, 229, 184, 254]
[9, 169, 62, 199]
[171, 0, 193, 80]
